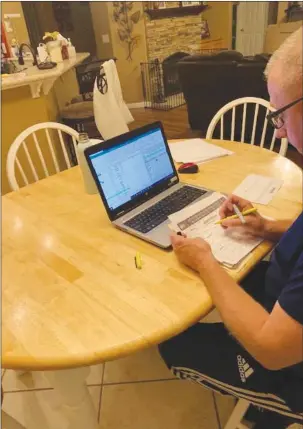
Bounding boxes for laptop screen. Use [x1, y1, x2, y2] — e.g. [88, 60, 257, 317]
[87, 126, 175, 212]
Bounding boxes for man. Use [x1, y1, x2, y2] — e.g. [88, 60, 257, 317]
[159, 28, 303, 429]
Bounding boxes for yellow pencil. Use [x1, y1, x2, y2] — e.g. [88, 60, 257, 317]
[134, 252, 143, 269]
[215, 207, 258, 225]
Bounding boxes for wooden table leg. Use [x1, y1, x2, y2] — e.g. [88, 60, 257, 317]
[45, 367, 99, 429]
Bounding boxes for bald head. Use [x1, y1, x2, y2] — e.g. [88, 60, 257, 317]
[265, 27, 303, 97]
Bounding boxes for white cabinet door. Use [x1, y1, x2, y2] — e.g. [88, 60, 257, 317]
[236, 2, 269, 55]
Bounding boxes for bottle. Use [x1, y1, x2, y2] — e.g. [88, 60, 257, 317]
[61, 41, 69, 60]
[77, 133, 98, 194]
[47, 40, 63, 63]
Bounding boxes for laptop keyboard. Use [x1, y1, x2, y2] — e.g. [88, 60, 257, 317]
[124, 186, 207, 234]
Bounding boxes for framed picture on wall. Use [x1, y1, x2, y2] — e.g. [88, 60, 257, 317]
[182, 1, 201, 6]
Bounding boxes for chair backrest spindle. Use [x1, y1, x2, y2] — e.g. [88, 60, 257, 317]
[16, 157, 29, 186]
[220, 116, 224, 140]
[45, 129, 60, 173]
[250, 104, 259, 145]
[58, 130, 72, 169]
[22, 141, 39, 182]
[260, 108, 269, 148]
[231, 107, 235, 141]
[270, 129, 277, 152]
[241, 103, 247, 143]
[33, 132, 49, 177]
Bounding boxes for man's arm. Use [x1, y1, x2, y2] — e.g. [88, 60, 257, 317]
[263, 219, 294, 242]
[198, 255, 303, 370]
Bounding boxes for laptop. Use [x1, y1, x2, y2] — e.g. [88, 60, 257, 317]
[85, 121, 213, 249]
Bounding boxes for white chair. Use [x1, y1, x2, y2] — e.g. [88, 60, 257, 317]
[223, 399, 251, 429]
[206, 97, 288, 156]
[224, 398, 303, 429]
[7, 122, 79, 191]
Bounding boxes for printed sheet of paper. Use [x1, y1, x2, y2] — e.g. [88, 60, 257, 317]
[168, 139, 233, 164]
[233, 174, 283, 205]
[169, 192, 262, 267]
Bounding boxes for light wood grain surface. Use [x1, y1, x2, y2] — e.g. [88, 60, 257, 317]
[2, 140, 302, 371]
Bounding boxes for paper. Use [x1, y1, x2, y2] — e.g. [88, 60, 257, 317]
[169, 193, 262, 267]
[233, 174, 283, 205]
[168, 139, 233, 164]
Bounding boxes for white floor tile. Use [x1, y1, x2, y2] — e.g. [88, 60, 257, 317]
[2, 371, 50, 392]
[99, 379, 219, 429]
[2, 364, 104, 392]
[103, 346, 173, 384]
[85, 364, 104, 386]
[2, 386, 100, 429]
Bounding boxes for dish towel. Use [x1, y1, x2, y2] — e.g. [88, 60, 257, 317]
[93, 60, 134, 140]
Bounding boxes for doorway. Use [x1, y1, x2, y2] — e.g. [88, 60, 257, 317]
[235, 2, 269, 55]
[22, 2, 97, 57]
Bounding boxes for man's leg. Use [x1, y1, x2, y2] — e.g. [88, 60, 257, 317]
[159, 323, 303, 426]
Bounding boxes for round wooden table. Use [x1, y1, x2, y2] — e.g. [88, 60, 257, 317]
[2, 140, 302, 428]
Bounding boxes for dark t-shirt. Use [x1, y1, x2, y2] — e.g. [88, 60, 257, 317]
[264, 211, 303, 381]
[265, 211, 303, 324]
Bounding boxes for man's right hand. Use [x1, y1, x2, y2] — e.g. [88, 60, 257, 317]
[219, 195, 267, 238]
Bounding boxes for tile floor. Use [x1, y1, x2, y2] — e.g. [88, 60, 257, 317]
[2, 346, 236, 429]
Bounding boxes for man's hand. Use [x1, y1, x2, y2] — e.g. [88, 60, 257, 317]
[219, 195, 267, 238]
[171, 233, 215, 273]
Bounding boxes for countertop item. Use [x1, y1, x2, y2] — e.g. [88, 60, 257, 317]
[1, 52, 89, 97]
[178, 162, 199, 174]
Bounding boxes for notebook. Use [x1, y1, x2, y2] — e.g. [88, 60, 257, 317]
[168, 192, 262, 268]
[168, 139, 233, 164]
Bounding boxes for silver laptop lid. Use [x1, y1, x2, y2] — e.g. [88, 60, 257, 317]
[85, 122, 179, 221]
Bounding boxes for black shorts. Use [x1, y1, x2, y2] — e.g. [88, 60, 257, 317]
[158, 263, 303, 423]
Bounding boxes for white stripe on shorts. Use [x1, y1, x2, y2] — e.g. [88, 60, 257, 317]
[172, 366, 303, 421]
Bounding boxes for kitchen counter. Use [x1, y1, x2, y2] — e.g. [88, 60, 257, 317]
[1, 52, 89, 98]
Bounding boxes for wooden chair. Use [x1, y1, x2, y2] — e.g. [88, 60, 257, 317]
[6, 122, 79, 191]
[206, 97, 288, 156]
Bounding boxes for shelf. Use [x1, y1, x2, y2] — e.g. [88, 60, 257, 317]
[145, 5, 208, 20]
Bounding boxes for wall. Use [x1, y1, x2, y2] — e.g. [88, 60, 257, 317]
[1, 87, 58, 195]
[107, 2, 148, 103]
[1, 1, 30, 45]
[202, 2, 232, 50]
[264, 21, 302, 53]
[145, 14, 203, 62]
[34, 2, 57, 35]
[90, 2, 114, 59]
[145, 2, 233, 61]
[33, 2, 97, 56]
[277, 1, 288, 23]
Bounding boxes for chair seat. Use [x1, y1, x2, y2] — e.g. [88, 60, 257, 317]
[61, 101, 94, 120]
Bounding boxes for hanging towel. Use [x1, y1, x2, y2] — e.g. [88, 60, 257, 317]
[93, 60, 133, 140]
[103, 59, 134, 125]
